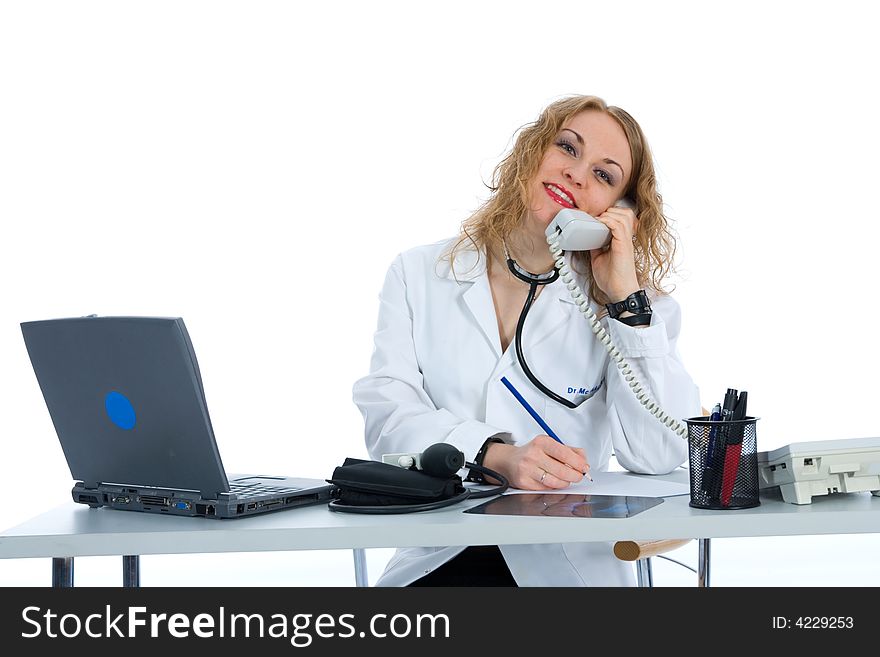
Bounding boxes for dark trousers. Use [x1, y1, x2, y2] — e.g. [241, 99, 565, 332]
[407, 545, 518, 587]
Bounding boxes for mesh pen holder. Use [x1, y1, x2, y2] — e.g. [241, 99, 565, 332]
[686, 416, 760, 510]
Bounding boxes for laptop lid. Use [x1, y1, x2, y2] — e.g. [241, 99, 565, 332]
[21, 316, 230, 498]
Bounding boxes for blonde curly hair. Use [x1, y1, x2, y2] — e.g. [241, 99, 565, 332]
[448, 95, 677, 305]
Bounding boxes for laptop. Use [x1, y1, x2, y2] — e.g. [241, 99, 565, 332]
[20, 315, 335, 519]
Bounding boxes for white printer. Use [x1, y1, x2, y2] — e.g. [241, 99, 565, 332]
[756, 436, 880, 504]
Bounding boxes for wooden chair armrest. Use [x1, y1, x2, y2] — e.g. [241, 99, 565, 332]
[613, 539, 692, 562]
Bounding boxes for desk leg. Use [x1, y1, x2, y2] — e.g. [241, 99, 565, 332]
[52, 557, 74, 588]
[635, 558, 653, 587]
[697, 538, 710, 587]
[353, 548, 368, 587]
[123, 555, 140, 587]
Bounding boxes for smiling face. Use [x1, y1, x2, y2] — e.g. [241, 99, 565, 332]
[525, 110, 633, 234]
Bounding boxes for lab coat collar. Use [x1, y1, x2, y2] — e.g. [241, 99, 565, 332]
[447, 245, 579, 359]
[440, 244, 582, 302]
[438, 243, 485, 282]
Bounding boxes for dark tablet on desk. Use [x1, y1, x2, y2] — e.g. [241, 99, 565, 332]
[464, 493, 663, 518]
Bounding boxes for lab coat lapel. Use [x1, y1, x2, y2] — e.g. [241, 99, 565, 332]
[520, 278, 571, 350]
[445, 248, 503, 358]
[462, 275, 503, 358]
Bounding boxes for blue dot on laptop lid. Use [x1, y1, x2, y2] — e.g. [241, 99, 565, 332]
[105, 391, 136, 430]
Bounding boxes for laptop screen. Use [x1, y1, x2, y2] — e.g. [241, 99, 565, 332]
[21, 316, 231, 497]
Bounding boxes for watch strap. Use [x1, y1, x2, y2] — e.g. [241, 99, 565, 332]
[616, 312, 652, 327]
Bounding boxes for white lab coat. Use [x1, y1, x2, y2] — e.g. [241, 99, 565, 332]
[352, 237, 702, 586]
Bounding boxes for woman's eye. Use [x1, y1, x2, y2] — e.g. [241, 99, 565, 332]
[556, 139, 576, 156]
[596, 169, 615, 185]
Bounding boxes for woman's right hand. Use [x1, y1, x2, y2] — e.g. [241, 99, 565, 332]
[482, 435, 590, 490]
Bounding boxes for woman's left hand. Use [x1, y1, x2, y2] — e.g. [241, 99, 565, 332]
[589, 204, 641, 301]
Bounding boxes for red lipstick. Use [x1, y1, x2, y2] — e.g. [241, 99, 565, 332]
[543, 183, 576, 209]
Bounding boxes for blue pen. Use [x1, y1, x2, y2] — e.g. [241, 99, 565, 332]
[500, 377, 592, 482]
[707, 403, 722, 452]
[701, 403, 722, 493]
[500, 376, 561, 443]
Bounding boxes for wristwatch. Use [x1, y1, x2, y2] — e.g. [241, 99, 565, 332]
[466, 435, 505, 484]
[605, 290, 651, 319]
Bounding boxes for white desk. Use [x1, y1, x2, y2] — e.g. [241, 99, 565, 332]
[2, 470, 878, 587]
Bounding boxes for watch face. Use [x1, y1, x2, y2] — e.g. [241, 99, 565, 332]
[607, 291, 650, 318]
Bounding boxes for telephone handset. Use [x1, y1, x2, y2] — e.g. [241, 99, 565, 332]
[544, 199, 688, 439]
[544, 197, 633, 251]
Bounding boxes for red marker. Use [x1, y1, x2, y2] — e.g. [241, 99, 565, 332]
[720, 391, 748, 506]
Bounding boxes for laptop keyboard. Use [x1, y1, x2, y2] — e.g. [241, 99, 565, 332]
[229, 481, 304, 498]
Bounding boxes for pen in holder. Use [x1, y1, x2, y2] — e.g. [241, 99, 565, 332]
[686, 415, 760, 510]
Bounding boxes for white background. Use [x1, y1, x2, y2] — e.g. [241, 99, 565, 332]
[2, 1, 878, 587]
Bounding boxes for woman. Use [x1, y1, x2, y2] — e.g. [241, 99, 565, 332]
[352, 95, 701, 586]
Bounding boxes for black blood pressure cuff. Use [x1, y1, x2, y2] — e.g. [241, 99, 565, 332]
[327, 458, 465, 506]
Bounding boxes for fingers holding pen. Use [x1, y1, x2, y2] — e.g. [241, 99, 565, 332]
[536, 442, 590, 489]
[547, 442, 591, 479]
[483, 436, 590, 490]
[536, 464, 585, 490]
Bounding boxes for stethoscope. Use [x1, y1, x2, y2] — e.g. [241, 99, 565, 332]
[503, 241, 579, 409]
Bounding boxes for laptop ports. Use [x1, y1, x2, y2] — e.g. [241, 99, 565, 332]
[139, 495, 171, 507]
